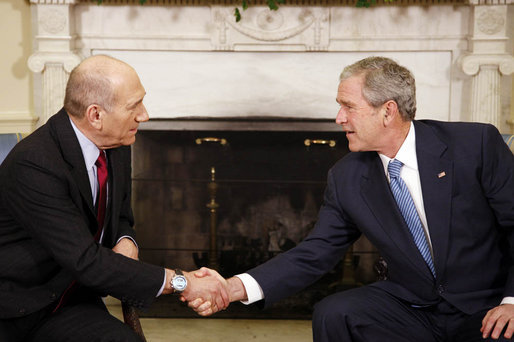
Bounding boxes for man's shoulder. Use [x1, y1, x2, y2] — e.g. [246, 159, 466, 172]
[416, 119, 497, 136]
[330, 151, 377, 175]
[6, 110, 71, 167]
[414, 120, 503, 157]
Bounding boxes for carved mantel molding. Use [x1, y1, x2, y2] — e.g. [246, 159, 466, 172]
[211, 6, 329, 50]
[460, 54, 514, 77]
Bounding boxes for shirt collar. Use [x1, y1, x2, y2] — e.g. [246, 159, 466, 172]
[69, 117, 101, 171]
[379, 121, 418, 173]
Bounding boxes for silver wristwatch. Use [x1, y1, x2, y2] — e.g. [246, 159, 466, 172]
[171, 269, 188, 293]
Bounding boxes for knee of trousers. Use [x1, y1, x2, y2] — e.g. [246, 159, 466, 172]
[313, 295, 351, 329]
[312, 293, 359, 341]
[313, 292, 362, 322]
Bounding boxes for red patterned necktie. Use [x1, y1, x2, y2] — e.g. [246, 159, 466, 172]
[95, 150, 108, 240]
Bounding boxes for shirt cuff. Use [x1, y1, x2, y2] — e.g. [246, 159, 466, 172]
[116, 235, 139, 250]
[500, 297, 514, 305]
[235, 273, 264, 305]
[156, 269, 167, 297]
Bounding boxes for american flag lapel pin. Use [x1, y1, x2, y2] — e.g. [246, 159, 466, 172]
[438, 171, 446, 178]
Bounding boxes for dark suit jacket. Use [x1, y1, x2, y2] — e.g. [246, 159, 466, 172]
[0, 109, 164, 319]
[248, 120, 514, 315]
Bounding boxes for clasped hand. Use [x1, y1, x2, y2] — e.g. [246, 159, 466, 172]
[179, 268, 247, 317]
[178, 267, 230, 316]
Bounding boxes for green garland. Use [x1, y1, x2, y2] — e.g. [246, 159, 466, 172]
[96, 0, 388, 22]
[234, 0, 285, 22]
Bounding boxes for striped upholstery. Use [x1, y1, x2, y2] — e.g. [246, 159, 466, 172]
[0, 133, 22, 164]
[503, 134, 514, 153]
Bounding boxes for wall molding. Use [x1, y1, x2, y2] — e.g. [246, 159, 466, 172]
[0, 112, 39, 134]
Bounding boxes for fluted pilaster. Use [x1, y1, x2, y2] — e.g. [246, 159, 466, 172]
[28, 0, 81, 126]
[459, 3, 513, 130]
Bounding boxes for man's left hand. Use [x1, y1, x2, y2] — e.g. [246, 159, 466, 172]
[112, 238, 139, 260]
[481, 304, 514, 339]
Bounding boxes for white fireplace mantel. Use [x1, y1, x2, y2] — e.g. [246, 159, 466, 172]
[26, 0, 514, 132]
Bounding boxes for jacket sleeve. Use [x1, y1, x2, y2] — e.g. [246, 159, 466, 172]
[480, 125, 514, 298]
[247, 167, 361, 307]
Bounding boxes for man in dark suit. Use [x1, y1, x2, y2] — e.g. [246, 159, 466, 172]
[189, 57, 514, 341]
[0, 55, 228, 341]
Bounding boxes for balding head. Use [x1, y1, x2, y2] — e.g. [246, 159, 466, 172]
[64, 55, 136, 118]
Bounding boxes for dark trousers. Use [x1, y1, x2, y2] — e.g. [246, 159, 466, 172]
[0, 289, 141, 342]
[312, 285, 511, 342]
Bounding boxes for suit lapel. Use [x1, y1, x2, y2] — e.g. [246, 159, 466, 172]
[360, 154, 434, 281]
[105, 149, 117, 232]
[414, 121, 453, 280]
[49, 109, 97, 229]
[103, 148, 124, 245]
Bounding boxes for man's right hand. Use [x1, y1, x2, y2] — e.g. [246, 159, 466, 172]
[185, 268, 248, 316]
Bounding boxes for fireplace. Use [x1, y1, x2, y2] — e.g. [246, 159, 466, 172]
[132, 119, 378, 318]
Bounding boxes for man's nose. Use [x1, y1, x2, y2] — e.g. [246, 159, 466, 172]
[137, 105, 149, 123]
[335, 107, 347, 125]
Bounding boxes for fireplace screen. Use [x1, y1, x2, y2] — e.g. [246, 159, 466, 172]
[132, 128, 377, 318]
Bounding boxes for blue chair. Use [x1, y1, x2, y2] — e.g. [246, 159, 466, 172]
[503, 134, 514, 153]
[0, 133, 22, 164]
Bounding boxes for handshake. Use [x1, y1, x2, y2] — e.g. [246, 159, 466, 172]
[164, 268, 247, 316]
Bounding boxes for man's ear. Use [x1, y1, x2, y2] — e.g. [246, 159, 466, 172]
[382, 100, 399, 127]
[85, 104, 103, 130]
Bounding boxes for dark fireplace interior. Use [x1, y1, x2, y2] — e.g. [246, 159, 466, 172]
[131, 122, 378, 319]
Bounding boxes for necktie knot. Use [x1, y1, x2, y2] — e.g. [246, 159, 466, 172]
[388, 159, 403, 179]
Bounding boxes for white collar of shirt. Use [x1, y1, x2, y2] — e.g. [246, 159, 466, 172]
[69, 117, 102, 172]
[378, 121, 418, 178]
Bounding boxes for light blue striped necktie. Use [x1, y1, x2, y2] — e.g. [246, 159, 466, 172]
[388, 159, 436, 278]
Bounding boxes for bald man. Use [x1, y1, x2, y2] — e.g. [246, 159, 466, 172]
[0, 55, 228, 341]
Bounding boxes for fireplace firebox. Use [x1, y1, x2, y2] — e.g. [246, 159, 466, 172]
[132, 120, 378, 318]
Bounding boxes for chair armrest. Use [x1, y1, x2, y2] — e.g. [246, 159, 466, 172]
[122, 302, 147, 342]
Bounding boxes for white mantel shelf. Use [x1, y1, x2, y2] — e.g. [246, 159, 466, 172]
[21, 0, 514, 134]
[139, 117, 343, 131]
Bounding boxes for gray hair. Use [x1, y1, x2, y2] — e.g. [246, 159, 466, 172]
[339, 56, 416, 121]
[64, 55, 122, 118]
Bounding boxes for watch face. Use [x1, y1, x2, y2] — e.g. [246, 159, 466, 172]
[173, 275, 187, 292]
